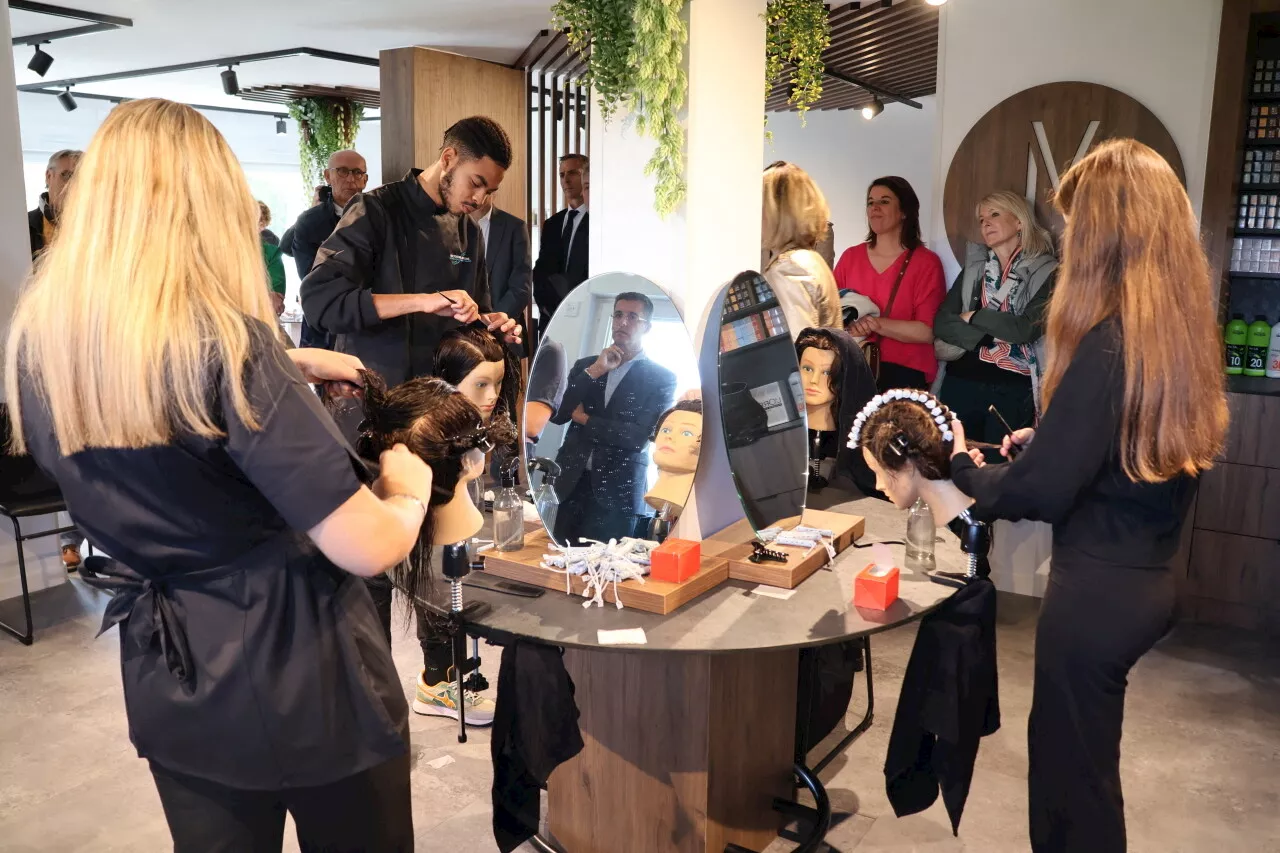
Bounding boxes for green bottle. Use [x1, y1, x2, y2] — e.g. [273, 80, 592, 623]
[1246, 316, 1272, 377]
[1225, 314, 1248, 375]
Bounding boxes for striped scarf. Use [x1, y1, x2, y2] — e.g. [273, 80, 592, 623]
[977, 251, 1031, 376]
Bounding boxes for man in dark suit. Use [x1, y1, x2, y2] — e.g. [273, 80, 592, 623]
[551, 291, 676, 545]
[28, 149, 80, 257]
[533, 154, 589, 341]
[281, 149, 369, 348]
[470, 197, 532, 352]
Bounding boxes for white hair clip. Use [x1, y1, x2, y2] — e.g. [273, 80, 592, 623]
[847, 388, 957, 450]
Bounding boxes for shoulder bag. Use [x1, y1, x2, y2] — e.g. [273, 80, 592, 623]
[862, 248, 914, 380]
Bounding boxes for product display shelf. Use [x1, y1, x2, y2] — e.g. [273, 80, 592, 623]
[721, 297, 780, 325]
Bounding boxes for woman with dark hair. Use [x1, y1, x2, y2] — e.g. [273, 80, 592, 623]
[834, 176, 946, 391]
[949, 139, 1229, 852]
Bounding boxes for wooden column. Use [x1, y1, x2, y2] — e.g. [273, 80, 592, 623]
[548, 648, 797, 853]
[379, 47, 528, 220]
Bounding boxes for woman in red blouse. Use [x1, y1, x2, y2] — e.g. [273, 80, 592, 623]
[834, 176, 946, 391]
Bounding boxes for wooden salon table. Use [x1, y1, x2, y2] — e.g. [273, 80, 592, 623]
[459, 494, 966, 853]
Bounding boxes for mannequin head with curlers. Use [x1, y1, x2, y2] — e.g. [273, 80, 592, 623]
[849, 389, 974, 525]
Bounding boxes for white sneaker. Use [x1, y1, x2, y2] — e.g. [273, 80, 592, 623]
[411, 671, 495, 726]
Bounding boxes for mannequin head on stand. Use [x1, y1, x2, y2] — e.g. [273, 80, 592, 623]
[796, 328, 845, 431]
[645, 399, 703, 514]
[356, 373, 517, 605]
[850, 391, 974, 525]
[433, 323, 523, 440]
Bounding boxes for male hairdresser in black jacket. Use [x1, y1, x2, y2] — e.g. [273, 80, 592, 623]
[302, 116, 521, 727]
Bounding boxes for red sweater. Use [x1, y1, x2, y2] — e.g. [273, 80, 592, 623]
[833, 243, 946, 382]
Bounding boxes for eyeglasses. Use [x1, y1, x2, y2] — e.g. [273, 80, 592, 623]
[332, 167, 367, 179]
[612, 310, 645, 325]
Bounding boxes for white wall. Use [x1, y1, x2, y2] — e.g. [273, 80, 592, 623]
[765, 96, 939, 261]
[931, 0, 1223, 278]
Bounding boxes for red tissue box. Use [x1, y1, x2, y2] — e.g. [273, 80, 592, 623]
[651, 539, 701, 583]
[854, 564, 900, 610]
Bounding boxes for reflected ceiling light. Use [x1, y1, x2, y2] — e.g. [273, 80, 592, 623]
[220, 66, 239, 96]
[276, 117, 287, 135]
[861, 97, 884, 120]
[28, 45, 53, 77]
[925, 0, 948, 6]
[57, 87, 78, 112]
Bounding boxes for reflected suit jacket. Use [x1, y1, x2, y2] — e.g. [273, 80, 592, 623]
[550, 354, 676, 513]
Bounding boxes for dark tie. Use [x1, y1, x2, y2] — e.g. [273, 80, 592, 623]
[561, 209, 579, 271]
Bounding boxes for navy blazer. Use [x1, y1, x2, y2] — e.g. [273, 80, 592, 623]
[550, 354, 676, 513]
[483, 208, 533, 322]
[533, 208, 589, 329]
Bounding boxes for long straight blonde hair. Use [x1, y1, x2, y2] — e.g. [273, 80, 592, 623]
[5, 99, 276, 454]
[1044, 138, 1227, 483]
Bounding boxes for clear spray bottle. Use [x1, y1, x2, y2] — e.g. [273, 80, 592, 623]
[492, 457, 525, 552]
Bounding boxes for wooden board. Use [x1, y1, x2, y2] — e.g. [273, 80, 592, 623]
[721, 509, 865, 589]
[481, 529, 731, 615]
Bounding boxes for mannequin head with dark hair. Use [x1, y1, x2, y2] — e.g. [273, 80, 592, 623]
[432, 323, 523, 447]
[355, 372, 518, 607]
[851, 391, 974, 524]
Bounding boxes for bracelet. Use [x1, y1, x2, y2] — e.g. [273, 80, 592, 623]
[386, 493, 427, 517]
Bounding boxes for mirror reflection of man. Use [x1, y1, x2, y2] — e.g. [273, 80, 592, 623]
[533, 154, 589, 341]
[29, 149, 81, 257]
[551, 292, 676, 545]
[281, 149, 370, 348]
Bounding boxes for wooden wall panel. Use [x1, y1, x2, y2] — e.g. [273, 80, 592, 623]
[1185, 529, 1280, 605]
[1195, 461, 1280, 539]
[1218, 392, 1280, 468]
[379, 47, 528, 221]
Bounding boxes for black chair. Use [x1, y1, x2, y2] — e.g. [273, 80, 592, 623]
[0, 407, 76, 645]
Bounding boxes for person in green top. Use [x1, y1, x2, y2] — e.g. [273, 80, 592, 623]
[259, 201, 286, 315]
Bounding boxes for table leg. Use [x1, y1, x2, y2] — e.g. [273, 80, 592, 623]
[547, 647, 798, 853]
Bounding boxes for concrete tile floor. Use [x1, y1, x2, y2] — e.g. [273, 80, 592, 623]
[1, 581, 1278, 852]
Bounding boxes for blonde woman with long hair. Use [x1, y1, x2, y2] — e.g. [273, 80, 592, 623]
[762, 161, 842, 336]
[6, 99, 432, 850]
[949, 139, 1228, 852]
[934, 190, 1060, 449]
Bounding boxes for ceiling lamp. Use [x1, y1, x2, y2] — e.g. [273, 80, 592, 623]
[28, 44, 53, 77]
[221, 66, 239, 96]
[57, 87, 78, 112]
[276, 117, 287, 135]
[926, 0, 948, 5]
[861, 97, 884, 120]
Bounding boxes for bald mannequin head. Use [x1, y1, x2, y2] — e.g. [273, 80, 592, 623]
[324, 149, 368, 207]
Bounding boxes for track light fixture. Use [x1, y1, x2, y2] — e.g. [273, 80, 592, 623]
[862, 97, 884, 120]
[28, 44, 53, 77]
[57, 87, 78, 112]
[276, 117, 287, 135]
[221, 66, 239, 96]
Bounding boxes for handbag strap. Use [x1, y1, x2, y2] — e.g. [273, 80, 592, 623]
[882, 247, 915, 317]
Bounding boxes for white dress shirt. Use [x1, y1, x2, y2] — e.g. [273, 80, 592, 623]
[477, 207, 493, 256]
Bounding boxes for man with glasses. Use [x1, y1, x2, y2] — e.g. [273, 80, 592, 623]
[550, 291, 676, 545]
[281, 150, 369, 348]
[28, 149, 81, 257]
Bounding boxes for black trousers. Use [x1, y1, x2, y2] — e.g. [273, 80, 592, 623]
[363, 576, 454, 684]
[553, 475, 644, 545]
[149, 754, 414, 853]
[941, 373, 1035, 459]
[1029, 562, 1175, 853]
[877, 361, 930, 392]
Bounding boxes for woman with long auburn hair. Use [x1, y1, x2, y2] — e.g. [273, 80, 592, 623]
[948, 138, 1228, 852]
[6, 99, 436, 850]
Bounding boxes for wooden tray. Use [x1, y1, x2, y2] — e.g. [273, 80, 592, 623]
[714, 509, 865, 589]
[481, 530, 731, 615]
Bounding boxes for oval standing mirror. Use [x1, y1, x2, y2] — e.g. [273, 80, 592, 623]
[715, 271, 808, 533]
[525, 272, 701, 546]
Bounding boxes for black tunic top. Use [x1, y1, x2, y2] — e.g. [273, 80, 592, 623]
[20, 322, 408, 789]
[951, 319, 1196, 570]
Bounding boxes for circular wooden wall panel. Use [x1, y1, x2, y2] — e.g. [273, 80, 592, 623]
[942, 82, 1185, 264]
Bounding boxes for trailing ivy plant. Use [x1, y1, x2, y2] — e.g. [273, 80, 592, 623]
[287, 97, 364, 193]
[765, 0, 831, 127]
[553, 0, 688, 217]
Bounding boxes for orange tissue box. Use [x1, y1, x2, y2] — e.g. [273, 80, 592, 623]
[854, 564, 900, 610]
[651, 539, 701, 583]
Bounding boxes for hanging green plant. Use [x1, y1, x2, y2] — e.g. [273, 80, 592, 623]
[553, 0, 689, 217]
[287, 97, 364, 194]
[764, 0, 831, 127]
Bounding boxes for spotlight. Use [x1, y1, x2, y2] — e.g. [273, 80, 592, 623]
[57, 88, 78, 112]
[276, 117, 287, 135]
[861, 97, 884, 120]
[221, 67, 239, 96]
[925, 0, 948, 5]
[27, 44, 53, 77]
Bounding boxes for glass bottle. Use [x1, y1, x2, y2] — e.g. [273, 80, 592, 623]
[905, 497, 936, 566]
[493, 464, 525, 552]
